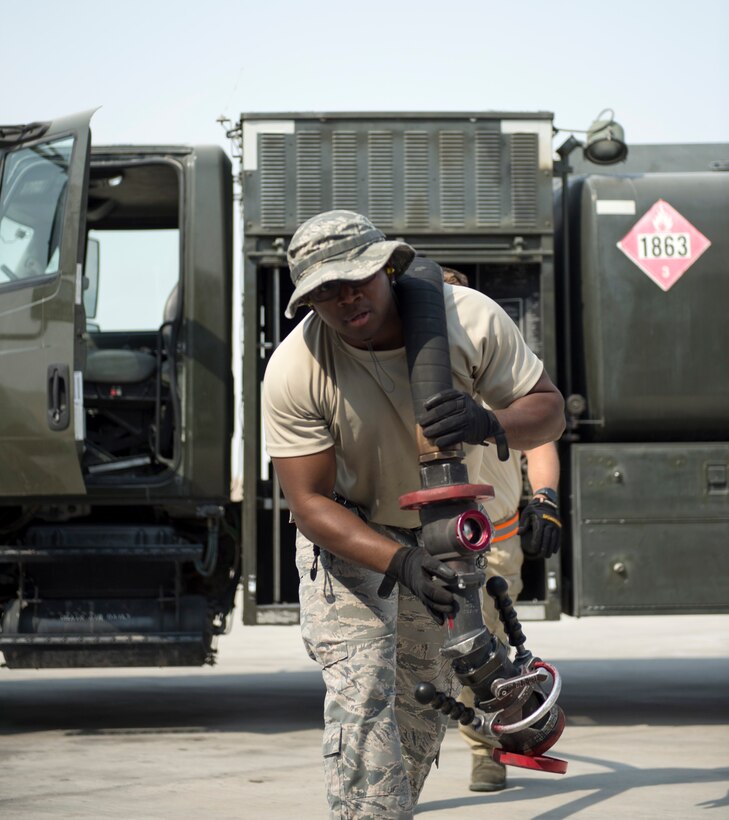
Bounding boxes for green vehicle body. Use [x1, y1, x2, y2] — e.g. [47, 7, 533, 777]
[0, 112, 237, 667]
[0, 110, 726, 668]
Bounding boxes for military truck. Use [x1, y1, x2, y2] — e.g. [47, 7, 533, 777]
[0, 111, 238, 667]
[0, 109, 726, 668]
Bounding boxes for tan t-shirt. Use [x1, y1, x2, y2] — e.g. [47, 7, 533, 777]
[262, 283, 543, 528]
[477, 445, 523, 523]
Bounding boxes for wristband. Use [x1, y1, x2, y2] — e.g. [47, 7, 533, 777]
[532, 487, 559, 506]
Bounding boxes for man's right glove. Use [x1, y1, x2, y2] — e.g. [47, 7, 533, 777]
[421, 388, 509, 460]
[378, 546, 457, 624]
[518, 494, 562, 559]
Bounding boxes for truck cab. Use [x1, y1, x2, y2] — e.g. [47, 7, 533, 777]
[0, 112, 240, 667]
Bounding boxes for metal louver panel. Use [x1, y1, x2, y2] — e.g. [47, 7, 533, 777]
[296, 131, 322, 223]
[244, 114, 553, 235]
[511, 133, 538, 227]
[332, 131, 358, 212]
[439, 131, 466, 229]
[259, 134, 287, 230]
[475, 131, 501, 226]
[405, 131, 429, 229]
[368, 131, 393, 227]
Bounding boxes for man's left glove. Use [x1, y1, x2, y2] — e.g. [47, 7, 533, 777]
[421, 389, 508, 458]
[518, 495, 562, 559]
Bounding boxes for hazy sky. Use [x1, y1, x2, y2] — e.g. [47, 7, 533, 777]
[4, 0, 724, 481]
[4, 0, 727, 150]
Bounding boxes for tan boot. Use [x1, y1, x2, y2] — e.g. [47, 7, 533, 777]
[469, 753, 507, 792]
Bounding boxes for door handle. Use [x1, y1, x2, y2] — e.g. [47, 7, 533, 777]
[47, 364, 70, 431]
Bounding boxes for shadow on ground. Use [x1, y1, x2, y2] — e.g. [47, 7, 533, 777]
[417, 753, 729, 818]
[1, 657, 727, 736]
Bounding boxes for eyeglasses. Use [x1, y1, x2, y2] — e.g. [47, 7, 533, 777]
[307, 272, 379, 304]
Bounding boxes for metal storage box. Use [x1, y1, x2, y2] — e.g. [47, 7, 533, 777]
[571, 443, 729, 615]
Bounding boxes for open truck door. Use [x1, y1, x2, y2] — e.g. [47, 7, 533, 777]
[0, 111, 93, 496]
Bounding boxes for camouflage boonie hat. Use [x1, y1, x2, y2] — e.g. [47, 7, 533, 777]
[285, 210, 415, 318]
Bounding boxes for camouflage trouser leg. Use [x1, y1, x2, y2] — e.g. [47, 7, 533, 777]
[295, 527, 456, 820]
[392, 578, 457, 803]
[459, 526, 524, 755]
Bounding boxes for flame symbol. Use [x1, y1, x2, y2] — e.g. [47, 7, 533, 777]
[653, 202, 673, 232]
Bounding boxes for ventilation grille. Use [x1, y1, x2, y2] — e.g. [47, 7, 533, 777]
[475, 131, 501, 226]
[332, 131, 358, 211]
[439, 131, 465, 228]
[296, 131, 322, 223]
[259, 134, 287, 230]
[511, 133, 538, 227]
[248, 119, 550, 234]
[405, 131, 429, 229]
[368, 131, 393, 227]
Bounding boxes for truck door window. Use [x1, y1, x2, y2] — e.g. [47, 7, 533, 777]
[87, 228, 179, 331]
[0, 136, 73, 286]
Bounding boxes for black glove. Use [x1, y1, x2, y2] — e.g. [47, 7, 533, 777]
[378, 546, 457, 624]
[518, 495, 562, 559]
[421, 388, 509, 458]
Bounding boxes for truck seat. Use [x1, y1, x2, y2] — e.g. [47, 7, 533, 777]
[82, 281, 180, 475]
[160, 282, 179, 384]
[85, 281, 178, 385]
[85, 348, 156, 384]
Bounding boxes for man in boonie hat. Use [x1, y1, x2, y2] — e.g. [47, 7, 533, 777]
[284, 209, 414, 319]
[262, 210, 565, 818]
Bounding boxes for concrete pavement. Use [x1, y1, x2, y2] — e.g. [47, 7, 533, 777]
[1, 613, 728, 818]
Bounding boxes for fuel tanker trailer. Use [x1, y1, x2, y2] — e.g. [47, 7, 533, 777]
[0, 109, 726, 670]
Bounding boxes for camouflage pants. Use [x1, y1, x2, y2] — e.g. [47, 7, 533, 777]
[459, 524, 524, 755]
[295, 526, 457, 820]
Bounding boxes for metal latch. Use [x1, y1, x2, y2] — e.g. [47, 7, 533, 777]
[706, 464, 728, 495]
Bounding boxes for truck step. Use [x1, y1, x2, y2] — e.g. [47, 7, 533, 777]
[0, 633, 204, 646]
[3, 524, 204, 562]
[0, 545, 203, 561]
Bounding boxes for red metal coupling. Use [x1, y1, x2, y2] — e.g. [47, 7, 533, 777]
[399, 482, 495, 510]
[455, 509, 493, 552]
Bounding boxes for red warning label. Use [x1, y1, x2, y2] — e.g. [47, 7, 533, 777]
[616, 199, 711, 291]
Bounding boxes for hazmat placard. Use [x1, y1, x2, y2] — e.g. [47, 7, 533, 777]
[617, 199, 711, 291]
